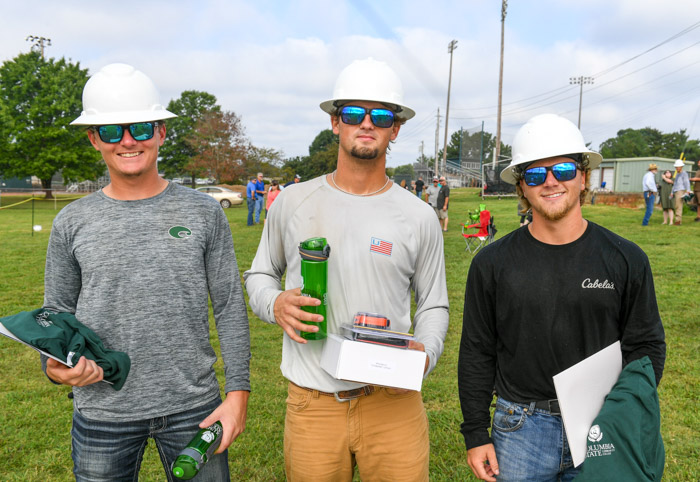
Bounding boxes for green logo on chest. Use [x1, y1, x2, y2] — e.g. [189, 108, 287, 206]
[169, 226, 192, 239]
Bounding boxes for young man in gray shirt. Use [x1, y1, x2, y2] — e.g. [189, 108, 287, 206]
[43, 63, 250, 481]
[245, 58, 448, 481]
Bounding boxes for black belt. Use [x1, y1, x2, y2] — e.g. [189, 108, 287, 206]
[531, 399, 560, 414]
[291, 382, 377, 402]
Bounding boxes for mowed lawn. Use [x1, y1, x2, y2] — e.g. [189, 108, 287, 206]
[0, 188, 697, 481]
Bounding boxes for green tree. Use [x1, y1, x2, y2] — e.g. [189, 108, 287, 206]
[393, 164, 415, 177]
[309, 129, 338, 157]
[0, 52, 103, 198]
[247, 146, 284, 181]
[282, 129, 339, 181]
[159, 90, 220, 186]
[599, 127, 700, 160]
[281, 156, 305, 183]
[306, 141, 338, 178]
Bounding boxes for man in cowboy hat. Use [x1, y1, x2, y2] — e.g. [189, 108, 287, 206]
[642, 163, 658, 226]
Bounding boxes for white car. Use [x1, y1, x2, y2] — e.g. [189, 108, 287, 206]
[195, 186, 243, 208]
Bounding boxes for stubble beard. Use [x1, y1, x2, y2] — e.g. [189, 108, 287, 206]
[532, 193, 579, 222]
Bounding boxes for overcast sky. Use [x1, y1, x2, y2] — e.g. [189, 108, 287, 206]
[2, 0, 700, 168]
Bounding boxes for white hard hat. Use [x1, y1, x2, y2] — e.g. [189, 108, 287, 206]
[674, 159, 685, 168]
[500, 114, 603, 184]
[71, 63, 176, 125]
[319, 58, 415, 121]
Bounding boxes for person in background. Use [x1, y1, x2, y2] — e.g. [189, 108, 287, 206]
[254, 172, 265, 224]
[415, 176, 425, 198]
[244, 58, 448, 482]
[517, 200, 532, 226]
[689, 159, 700, 222]
[283, 173, 301, 188]
[437, 175, 450, 232]
[659, 169, 674, 225]
[47, 63, 250, 481]
[642, 163, 658, 226]
[425, 176, 440, 215]
[458, 113, 665, 481]
[265, 179, 281, 224]
[671, 159, 690, 225]
[246, 176, 257, 226]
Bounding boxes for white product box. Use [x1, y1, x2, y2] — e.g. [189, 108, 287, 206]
[320, 334, 427, 391]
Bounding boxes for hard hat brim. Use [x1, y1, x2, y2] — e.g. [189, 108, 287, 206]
[319, 99, 415, 121]
[71, 109, 177, 126]
[500, 151, 603, 185]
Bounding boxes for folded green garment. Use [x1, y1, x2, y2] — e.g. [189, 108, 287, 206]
[575, 356, 664, 481]
[0, 308, 131, 390]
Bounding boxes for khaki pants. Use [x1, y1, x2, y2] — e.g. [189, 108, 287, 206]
[284, 382, 430, 482]
[674, 191, 687, 221]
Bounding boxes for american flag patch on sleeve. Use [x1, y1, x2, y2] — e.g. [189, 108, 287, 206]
[370, 237, 393, 256]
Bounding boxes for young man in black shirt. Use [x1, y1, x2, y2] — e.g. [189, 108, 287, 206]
[458, 114, 666, 481]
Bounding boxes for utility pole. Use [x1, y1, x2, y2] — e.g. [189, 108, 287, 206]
[419, 141, 425, 164]
[441, 39, 458, 177]
[569, 76, 594, 128]
[435, 108, 441, 177]
[26, 35, 52, 59]
[495, 0, 507, 161]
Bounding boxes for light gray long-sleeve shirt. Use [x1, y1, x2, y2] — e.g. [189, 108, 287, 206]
[672, 170, 690, 193]
[43, 183, 250, 421]
[244, 175, 449, 393]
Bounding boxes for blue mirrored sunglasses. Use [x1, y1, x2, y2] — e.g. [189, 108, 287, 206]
[522, 161, 579, 186]
[339, 106, 395, 128]
[96, 122, 158, 143]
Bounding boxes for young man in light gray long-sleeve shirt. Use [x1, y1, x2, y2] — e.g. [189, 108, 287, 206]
[43, 63, 250, 481]
[244, 58, 448, 481]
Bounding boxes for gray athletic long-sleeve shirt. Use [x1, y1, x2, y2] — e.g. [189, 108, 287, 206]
[244, 175, 449, 393]
[43, 183, 250, 421]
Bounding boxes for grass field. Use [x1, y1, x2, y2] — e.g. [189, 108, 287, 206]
[0, 189, 698, 481]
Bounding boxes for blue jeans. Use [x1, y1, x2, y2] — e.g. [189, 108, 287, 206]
[71, 397, 229, 482]
[247, 198, 255, 226]
[642, 191, 655, 225]
[491, 397, 579, 481]
[254, 197, 263, 223]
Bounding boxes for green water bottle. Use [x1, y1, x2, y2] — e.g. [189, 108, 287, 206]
[299, 237, 331, 340]
[171, 421, 223, 480]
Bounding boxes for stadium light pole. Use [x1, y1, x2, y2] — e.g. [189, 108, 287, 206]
[441, 39, 458, 176]
[26, 35, 51, 59]
[569, 76, 594, 128]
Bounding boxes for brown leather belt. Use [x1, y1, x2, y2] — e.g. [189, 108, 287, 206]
[291, 382, 377, 402]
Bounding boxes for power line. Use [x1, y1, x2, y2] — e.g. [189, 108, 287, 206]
[453, 39, 700, 122]
[399, 109, 438, 139]
[592, 20, 700, 77]
[452, 22, 700, 118]
[589, 40, 700, 94]
[450, 84, 573, 111]
[583, 83, 700, 141]
[565, 61, 700, 112]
